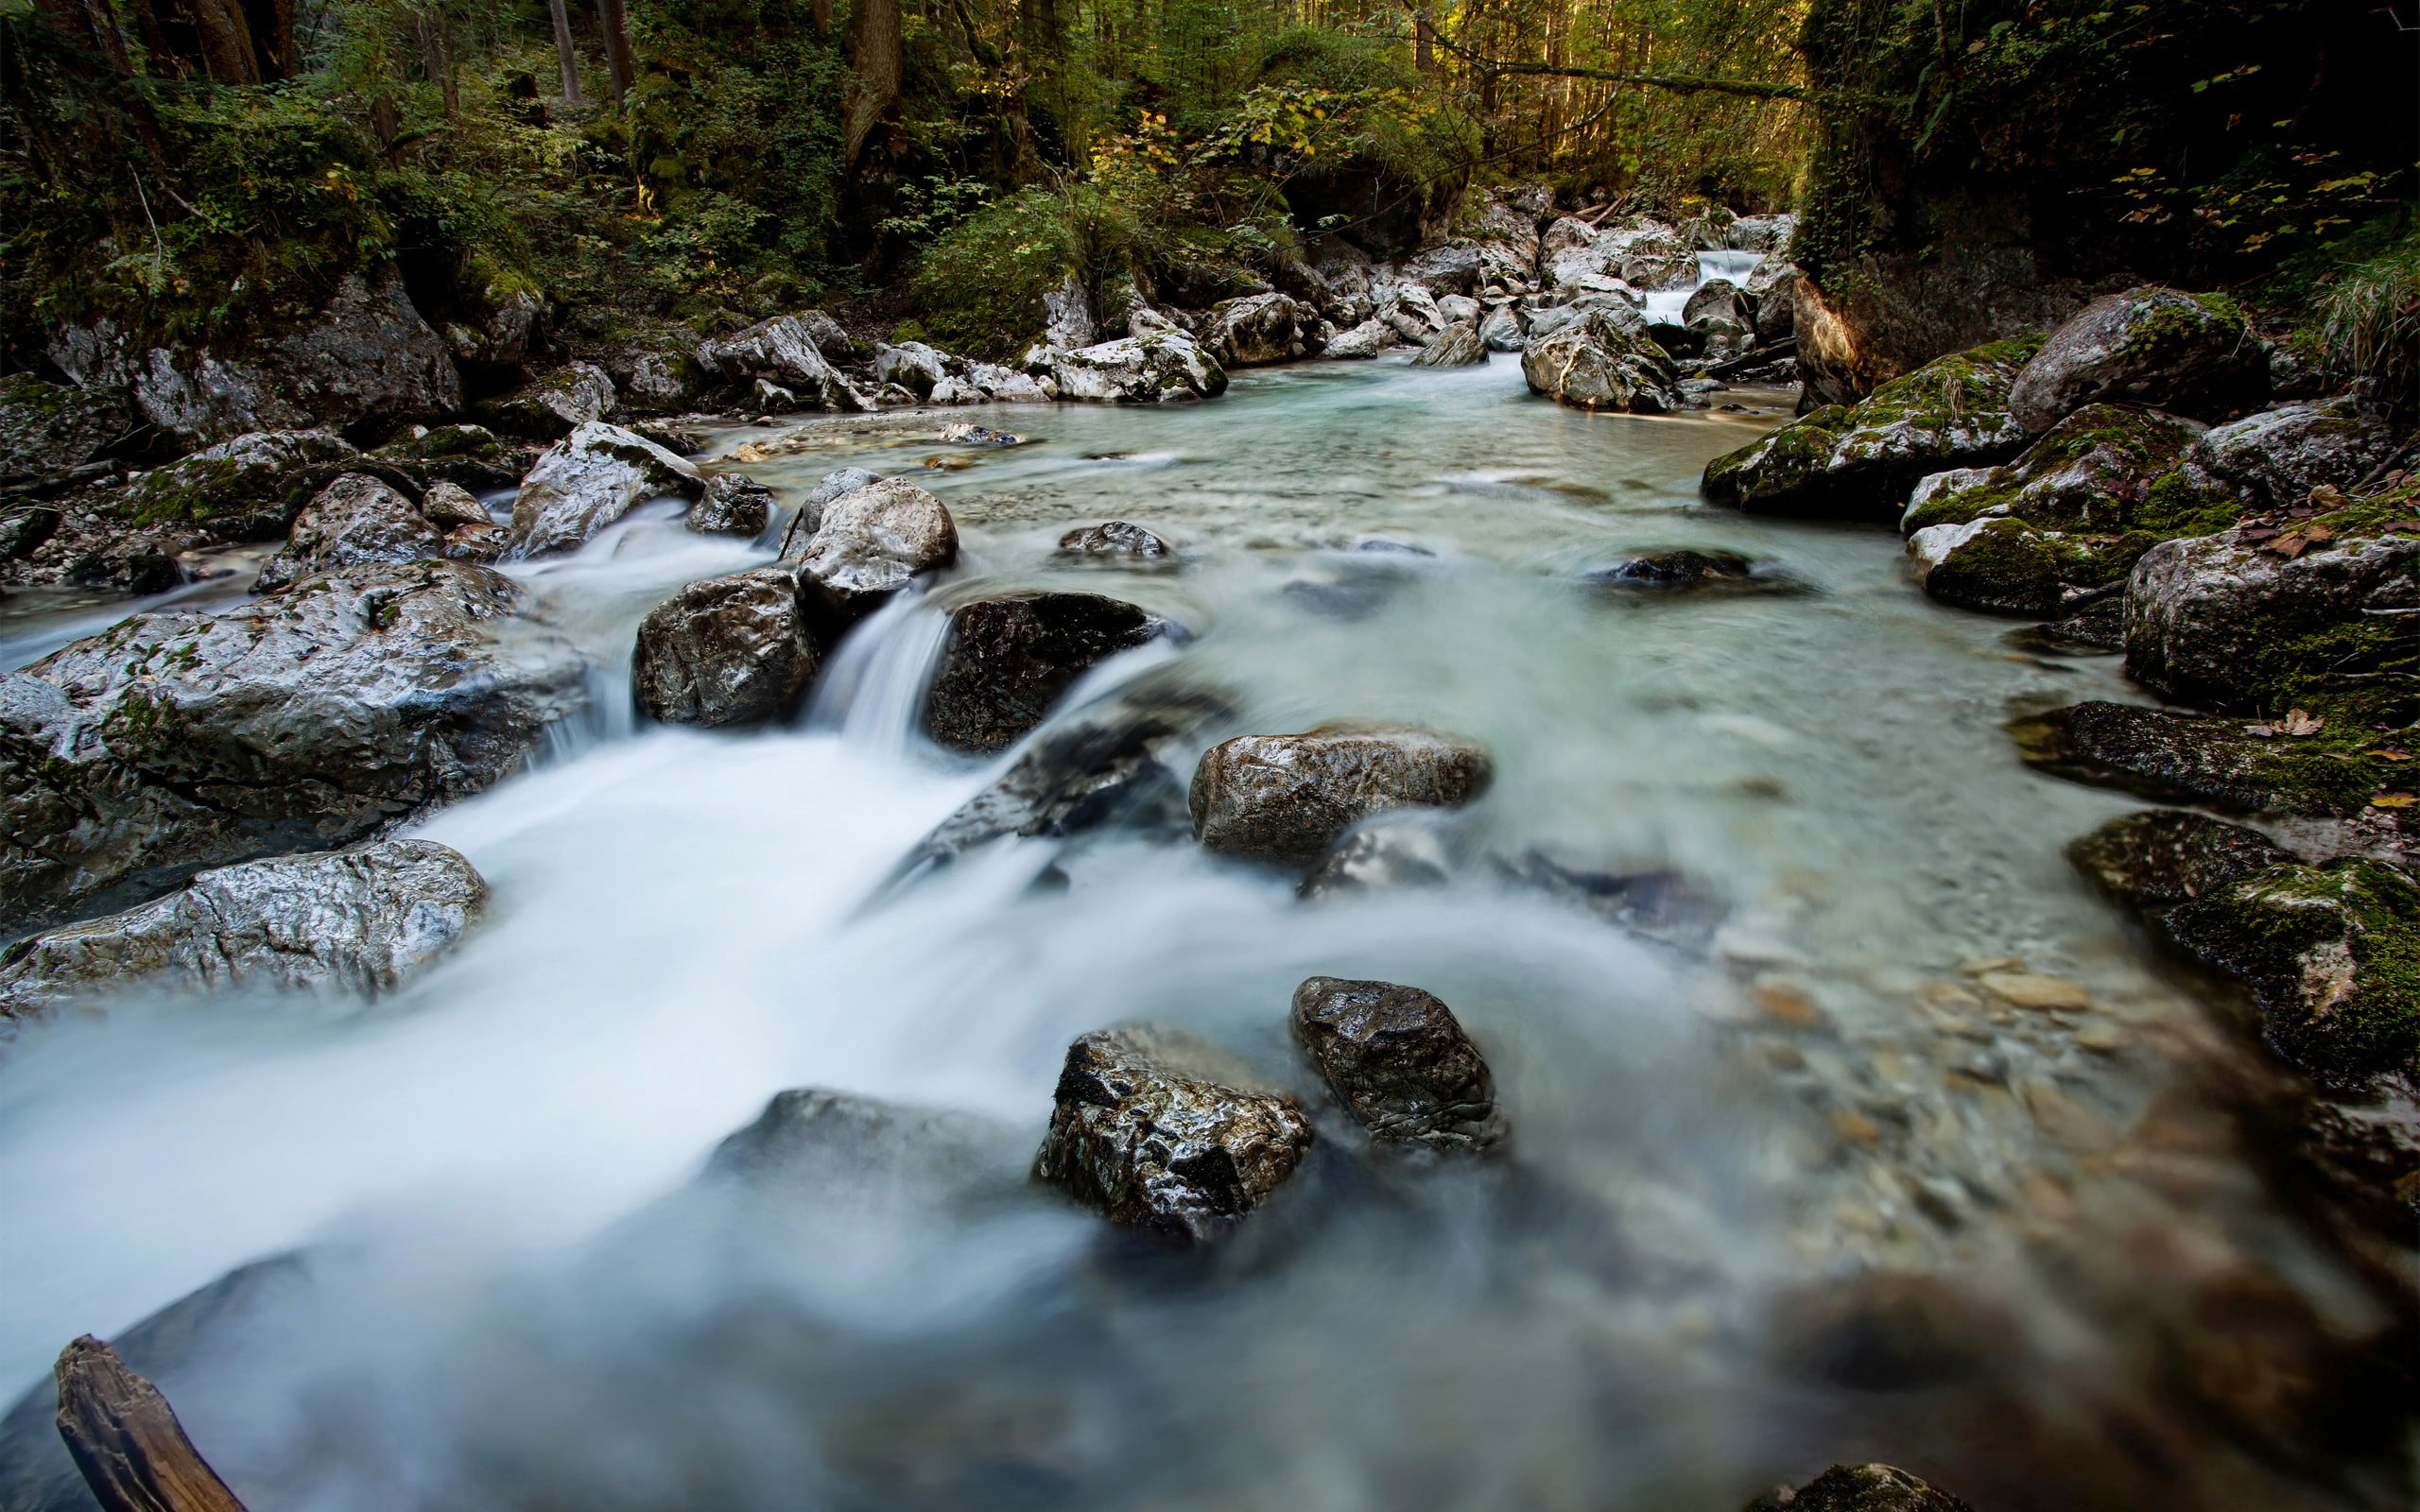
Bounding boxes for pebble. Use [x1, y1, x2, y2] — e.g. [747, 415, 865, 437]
[1978, 971, 2093, 1011]
[2075, 1022, 2129, 1054]
[1753, 978, 1826, 1028]
[1959, 954, 2025, 976]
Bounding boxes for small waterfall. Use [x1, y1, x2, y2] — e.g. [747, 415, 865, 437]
[803, 585, 954, 758]
[1640, 249, 1766, 324]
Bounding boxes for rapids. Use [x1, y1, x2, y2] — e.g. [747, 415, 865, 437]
[0, 357, 2401, 1510]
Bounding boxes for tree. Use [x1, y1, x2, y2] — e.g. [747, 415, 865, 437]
[547, 0, 584, 101]
[596, 0, 634, 101]
[843, 0, 901, 167]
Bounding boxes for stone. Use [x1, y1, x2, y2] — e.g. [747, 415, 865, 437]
[1032, 332, 1228, 404]
[1288, 976, 1504, 1152]
[121, 428, 363, 541]
[703, 1086, 1020, 1196]
[441, 283, 548, 376]
[1409, 321, 1489, 367]
[474, 361, 616, 439]
[1190, 723, 1493, 865]
[922, 592, 1169, 755]
[0, 373, 130, 484]
[373, 423, 527, 490]
[1058, 521, 1170, 561]
[2007, 285, 2267, 432]
[1478, 305, 1526, 352]
[1202, 292, 1318, 366]
[1976, 971, 2091, 1011]
[697, 315, 866, 410]
[506, 420, 704, 558]
[1898, 404, 2206, 536]
[938, 422, 1022, 446]
[1, 561, 586, 933]
[688, 472, 777, 538]
[631, 566, 815, 728]
[416, 479, 491, 529]
[1744, 258, 1799, 343]
[1032, 1024, 1313, 1246]
[1377, 282, 1449, 343]
[254, 473, 446, 593]
[1589, 548, 1761, 591]
[0, 840, 486, 1022]
[2008, 701, 2375, 816]
[1436, 293, 1482, 325]
[2166, 859, 2420, 1082]
[1321, 318, 1392, 359]
[1742, 1463, 1973, 1512]
[2067, 810, 2293, 912]
[1906, 516, 2147, 617]
[1296, 811, 1462, 899]
[2184, 395, 2400, 513]
[1041, 275, 1097, 349]
[873, 341, 951, 399]
[796, 477, 958, 628]
[1520, 310, 1680, 413]
[1495, 850, 1727, 946]
[1727, 214, 1797, 253]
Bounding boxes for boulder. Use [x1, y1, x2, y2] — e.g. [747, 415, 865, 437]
[796, 477, 958, 628]
[1058, 521, 1170, 561]
[2007, 286, 2266, 433]
[1031, 1024, 1314, 1246]
[49, 270, 461, 447]
[506, 420, 704, 558]
[1042, 275, 1097, 349]
[697, 316, 866, 410]
[775, 467, 884, 555]
[0, 839, 486, 1022]
[922, 592, 1170, 754]
[1402, 243, 1484, 295]
[1436, 293, 1483, 326]
[2009, 702, 2377, 816]
[1478, 305, 1526, 352]
[473, 361, 616, 439]
[1742, 1464, 1973, 1512]
[1288, 976, 1504, 1152]
[2067, 809, 2293, 913]
[1701, 335, 2040, 520]
[440, 283, 549, 375]
[1744, 258, 1799, 343]
[1203, 293, 1318, 366]
[1906, 516, 2147, 617]
[631, 565, 816, 728]
[1683, 278, 1750, 330]
[873, 341, 951, 399]
[2167, 859, 2420, 1082]
[1033, 332, 1228, 404]
[417, 480, 491, 529]
[1898, 404, 2205, 535]
[688, 472, 777, 538]
[372, 422, 527, 490]
[121, 428, 363, 541]
[1190, 723, 1494, 865]
[2184, 396, 2400, 513]
[254, 472, 446, 593]
[1521, 309, 1679, 412]
[1599, 218, 1697, 289]
[1589, 548, 1762, 591]
[1321, 318, 1393, 360]
[0, 373, 130, 484]
[1409, 321, 1489, 368]
[1377, 282, 1448, 344]
[1727, 215, 1797, 254]
[2, 560, 587, 932]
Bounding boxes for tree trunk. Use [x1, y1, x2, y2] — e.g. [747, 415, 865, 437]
[419, 6, 458, 122]
[596, 0, 633, 103]
[843, 0, 902, 167]
[53, 1337, 251, 1512]
[182, 0, 262, 84]
[127, 0, 189, 78]
[1414, 10, 1433, 72]
[547, 0, 584, 102]
[240, 0, 293, 77]
[809, 0, 829, 32]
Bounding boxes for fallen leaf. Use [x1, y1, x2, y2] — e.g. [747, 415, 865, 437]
[2287, 507, 2316, 520]
[2308, 485, 2350, 509]
[2243, 724, 2278, 738]
[2263, 534, 2309, 558]
[2380, 520, 2420, 533]
[2370, 748, 2411, 761]
[2238, 525, 2281, 541]
[2371, 793, 2417, 808]
[2304, 524, 2335, 544]
[2281, 708, 2325, 735]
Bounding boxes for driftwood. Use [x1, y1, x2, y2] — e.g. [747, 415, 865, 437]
[53, 1335, 250, 1512]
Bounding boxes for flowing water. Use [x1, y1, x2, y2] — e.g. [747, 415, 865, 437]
[0, 357, 2406, 1510]
[1639, 250, 1765, 325]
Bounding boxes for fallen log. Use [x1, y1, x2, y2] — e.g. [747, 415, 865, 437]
[53, 1336, 250, 1512]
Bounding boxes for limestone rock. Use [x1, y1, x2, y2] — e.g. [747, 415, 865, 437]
[1478, 305, 1526, 352]
[1190, 723, 1494, 865]
[1033, 332, 1228, 404]
[0, 840, 486, 1022]
[2185, 395, 2400, 513]
[416, 480, 491, 529]
[631, 565, 816, 728]
[1041, 275, 1097, 349]
[922, 592, 1169, 754]
[121, 428, 363, 541]
[506, 420, 704, 558]
[688, 472, 777, 538]
[1202, 293, 1319, 366]
[1032, 1024, 1314, 1246]
[797, 477, 958, 627]
[1899, 404, 2205, 536]
[2009, 701, 2374, 816]
[2007, 286, 2266, 433]
[1727, 215, 1797, 254]
[1409, 321, 1489, 367]
[2, 561, 586, 932]
[1289, 976, 1504, 1152]
[474, 361, 616, 439]
[873, 341, 951, 399]
[697, 316, 866, 410]
[1058, 521, 1170, 561]
[1521, 310, 1679, 413]
[1321, 318, 1393, 360]
[254, 473, 446, 593]
[1742, 1463, 1973, 1512]
[0, 374, 130, 484]
[1907, 516, 2147, 617]
[2067, 809, 2293, 913]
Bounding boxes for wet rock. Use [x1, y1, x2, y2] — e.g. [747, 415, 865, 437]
[506, 420, 704, 558]
[0, 373, 131, 484]
[1478, 304, 1526, 352]
[1032, 1024, 1314, 1246]
[2067, 809, 2293, 912]
[0, 839, 486, 1022]
[1190, 723, 1494, 865]
[2024, 596, 2125, 651]
[939, 422, 1023, 446]
[2008, 286, 2266, 433]
[1297, 810, 1463, 899]
[1032, 332, 1228, 404]
[1058, 521, 1170, 561]
[254, 473, 446, 593]
[1377, 281, 1449, 344]
[1521, 310, 1680, 413]
[773, 466, 884, 555]
[1907, 516, 2147, 617]
[372, 423, 527, 490]
[796, 477, 958, 628]
[873, 340, 951, 399]
[1743, 1463, 1974, 1512]
[1745, 259, 1799, 344]
[697, 315, 867, 410]
[1, 560, 587, 932]
[122, 428, 362, 541]
[1289, 976, 1504, 1152]
[1321, 318, 1393, 360]
[417, 480, 491, 530]
[1589, 548, 1760, 591]
[705, 1086, 1021, 1195]
[1409, 321, 1489, 367]
[1202, 293, 1319, 366]
[2009, 702, 2373, 816]
[2164, 859, 2420, 1082]
[1495, 850, 1726, 947]
[688, 472, 777, 538]
[923, 592, 1170, 755]
[631, 565, 815, 728]
[474, 361, 616, 439]
[1775, 1274, 2003, 1392]
[1899, 404, 2205, 536]
[2186, 396, 2399, 512]
[1701, 335, 2040, 521]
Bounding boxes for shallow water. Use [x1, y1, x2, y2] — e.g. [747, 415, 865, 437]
[0, 356, 2405, 1510]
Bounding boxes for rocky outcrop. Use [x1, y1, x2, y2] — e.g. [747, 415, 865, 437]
[1898, 404, 2204, 535]
[1201, 293, 1320, 366]
[1320, 318, 1393, 360]
[631, 566, 816, 728]
[0, 840, 486, 1022]
[2007, 286, 2266, 432]
[1409, 321, 1489, 367]
[1743, 1463, 1973, 1512]
[473, 361, 616, 439]
[688, 472, 777, 538]
[2009, 702, 2377, 816]
[1, 560, 587, 932]
[1032, 1024, 1314, 1246]
[1521, 310, 1679, 413]
[506, 421, 703, 558]
[796, 478, 958, 628]
[922, 592, 1170, 754]
[254, 473, 446, 593]
[50, 270, 461, 447]
[2067, 810, 2293, 913]
[1288, 976, 1504, 1152]
[2185, 396, 2400, 513]
[0, 374, 130, 484]
[1701, 336, 2040, 521]
[697, 315, 866, 410]
[1031, 331, 1228, 404]
[1190, 723, 1493, 865]
[1906, 515, 2144, 617]
[1058, 521, 1170, 561]
[121, 428, 364, 541]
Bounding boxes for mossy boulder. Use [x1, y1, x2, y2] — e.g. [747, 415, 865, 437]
[2166, 859, 2420, 1083]
[2007, 286, 2266, 432]
[1701, 336, 2040, 521]
[0, 375, 130, 485]
[472, 362, 617, 440]
[2183, 396, 2401, 513]
[2011, 701, 2383, 816]
[2067, 809, 2294, 911]
[1899, 404, 2204, 535]
[253, 473, 447, 593]
[371, 423, 527, 490]
[1908, 516, 2152, 615]
[1521, 309, 1680, 412]
[120, 429, 368, 540]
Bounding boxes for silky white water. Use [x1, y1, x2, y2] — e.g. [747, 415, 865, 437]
[0, 357, 2399, 1510]
[1639, 249, 1766, 324]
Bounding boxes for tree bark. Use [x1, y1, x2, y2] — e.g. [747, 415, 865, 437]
[843, 0, 902, 167]
[596, 0, 633, 103]
[53, 1337, 251, 1512]
[547, 0, 584, 102]
[240, 0, 294, 77]
[1414, 10, 1433, 72]
[419, 6, 458, 121]
[182, 0, 263, 84]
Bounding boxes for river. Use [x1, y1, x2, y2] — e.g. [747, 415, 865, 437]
[0, 356, 2399, 1510]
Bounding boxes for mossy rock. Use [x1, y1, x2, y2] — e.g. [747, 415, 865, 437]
[372, 424, 526, 490]
[2009, 286, 2267, 432]
[2010, 700, 2384, 816]
[0, 375, 131, 485]
[120, 430, 369, 540]
[2067, 809, 2293, 911]
[1900, 403, 2205, 535]
[1702, 405, 1850, 508]
[1909, 517, 2152, 616]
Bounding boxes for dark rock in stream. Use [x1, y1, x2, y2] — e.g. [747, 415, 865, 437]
[1190, 724, 1494, 866]
[253, 473, 446, 593]
[1589, 548, 1777, 592]
[2008, 701, 2375, 816]
[1743, 1463, 1975, 1512]
[1495, 850, 1726, 947]
[1289, 976, 1505, 1153]
[1057, 521, 1170, 562]
[687, 472, 777, 538]
[2066, 810, 2293, 914]
[631, 565, 817, 728]
[1032, 1024, 1314, 1246]
[922, 592, 1171, 755]
[706, 1087, 1024, 1195]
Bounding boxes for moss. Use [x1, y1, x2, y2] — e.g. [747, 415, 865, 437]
[2133, 469, 2249, 538]
[1702, 406, 1848, 506]
[1902, 468, 2019, 532]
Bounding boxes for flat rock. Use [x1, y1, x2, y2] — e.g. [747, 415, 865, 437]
[1590, 548, 1763, 591]
[2008, 285, 2266, 432]
[923, 592, 1169, 754]
[121, 428, 364, 542]
[1899, 404, 2205, 537]
[2067, 809, 2293, 912]
[255, 472, 445, 593]
[2009, 701, 2374, 816]
[1906, 516, 2145, 617]
[507, 421, 704, 558]
[1289, 976, 1504, 1152]
[1190, 723, 1494, 865]
[796, 477, 958, 629]
[631, 565, 816, 727]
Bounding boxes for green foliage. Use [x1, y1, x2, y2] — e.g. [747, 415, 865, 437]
[2315, 231, 2420, 417]
[908, 186, 1098, 357]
